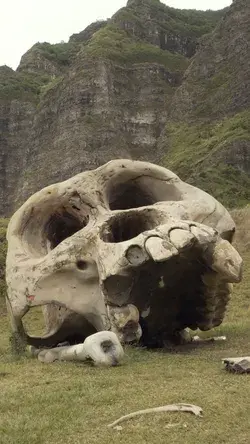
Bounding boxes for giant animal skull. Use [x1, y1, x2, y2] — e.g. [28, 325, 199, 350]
[6, 160, 243, 350]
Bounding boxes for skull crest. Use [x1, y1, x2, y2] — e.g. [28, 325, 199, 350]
[5, 160, 243, 351]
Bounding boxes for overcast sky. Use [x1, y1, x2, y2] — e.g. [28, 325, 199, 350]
[1, 0, 232, 69]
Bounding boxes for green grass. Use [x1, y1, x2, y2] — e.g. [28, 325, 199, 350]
[162, 111, 250, 208]
[0, 291, 249, 443]
[0, 239, 250, 443]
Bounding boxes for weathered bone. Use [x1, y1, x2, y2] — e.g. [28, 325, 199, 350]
[28, 331, 124, 366]
[108, 403, 203, 428]
[145, 236, 178, 262]
[223, 357, 250, 374]
[107, 304, 142, 343]
[5, 159, 242, 353]
[169, 228, 195, 250]
[209, 239, 243, 283]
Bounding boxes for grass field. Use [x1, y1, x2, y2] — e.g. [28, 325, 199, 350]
[0, 233, 250, 443]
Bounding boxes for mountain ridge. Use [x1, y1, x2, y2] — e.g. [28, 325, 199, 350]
[0, 0, 249, 216]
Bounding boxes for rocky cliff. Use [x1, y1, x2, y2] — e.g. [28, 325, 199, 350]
[0, 0, 249, 216]
[160, 0, 250, 207]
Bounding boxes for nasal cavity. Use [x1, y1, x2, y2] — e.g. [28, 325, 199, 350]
[101, 211, 158, 243]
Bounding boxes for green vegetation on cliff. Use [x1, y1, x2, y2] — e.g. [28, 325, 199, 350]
[34, 42, 77, 67]
[0, 66, 51, 102]
[114, 0, 228, 43]
[84, 0, 227, 70]
[0, 40, 77, 102]
[162, 111, 250, 208]
[85, 24, 188, 71]
[70, 20, 107, 43]
[0, 0, 248, 215]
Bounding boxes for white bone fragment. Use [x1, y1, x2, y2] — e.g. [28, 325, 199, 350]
[107, 304, 142, 343]
[28, 331, 124, 367]
[193, 335, 226, 342]
[107, 403, 203, 428]
[223, 357, 250, 373]
[223, 357, 250, 364]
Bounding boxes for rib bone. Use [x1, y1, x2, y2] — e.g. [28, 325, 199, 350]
[108, 403, 203, 428]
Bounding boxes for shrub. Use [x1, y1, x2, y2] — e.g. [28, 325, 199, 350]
[35, 42, 77, 66]
[0, 67, 51, 102]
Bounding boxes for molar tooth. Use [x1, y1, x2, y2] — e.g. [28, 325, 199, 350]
[125, 245, 149, 266]
[190, 225, 216, 245]
[169, 229, 195, 250]
[145, 236, 178, 262]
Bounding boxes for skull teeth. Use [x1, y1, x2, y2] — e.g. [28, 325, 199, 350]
[145, 236, 178, 262]
[197, 274, 231, 331]
[190, 225, 216, 245]
[206, 239, 243, 283]
[169, 228, 195, 250]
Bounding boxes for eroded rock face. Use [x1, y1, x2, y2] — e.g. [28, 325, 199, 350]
[0, 0, 228, 216]
[0, 90, 36, 215]
[6, 160, 242, 350]
[170, 0, 250, 120]
[14, 60, 175, 208]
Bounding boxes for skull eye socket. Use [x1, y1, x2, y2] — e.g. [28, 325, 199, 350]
[19, 191, 90, 257]
[45, 210, 87, 250]
[101, 210, 160, 243]
[109, 181, 155, 210]
[107, 176, 182, 211]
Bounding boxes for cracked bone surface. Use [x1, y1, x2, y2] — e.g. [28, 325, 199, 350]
[5, 159, 243, 352]
[28, 331, 124, 366]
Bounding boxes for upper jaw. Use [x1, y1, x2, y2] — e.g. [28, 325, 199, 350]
[100, 220, 242, 345]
